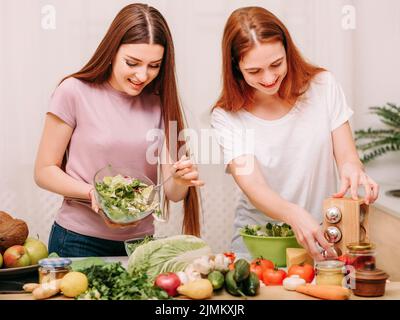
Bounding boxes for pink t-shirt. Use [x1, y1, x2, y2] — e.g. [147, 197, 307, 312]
[48, 77, 163, 241]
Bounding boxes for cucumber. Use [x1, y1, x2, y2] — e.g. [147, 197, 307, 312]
[208, 271, 225, 290]
[233, 259, 250, 282]
[225, 270, 245, 297]
[243, 272, 260, 296]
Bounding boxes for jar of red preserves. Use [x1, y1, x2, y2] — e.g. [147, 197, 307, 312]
[345, 242, 376, 270]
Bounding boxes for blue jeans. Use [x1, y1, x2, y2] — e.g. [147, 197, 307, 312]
[48, 222, 127, 257]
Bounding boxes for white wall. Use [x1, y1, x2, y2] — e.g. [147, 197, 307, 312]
[353, 0, 400, 183]
[0, 0, 399, 253]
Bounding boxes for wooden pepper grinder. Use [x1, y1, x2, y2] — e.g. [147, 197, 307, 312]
[322, 197, 369, 256]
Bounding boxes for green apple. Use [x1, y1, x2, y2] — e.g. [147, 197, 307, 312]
[0, 252, 3, 268]
[24, 237, 48, 265]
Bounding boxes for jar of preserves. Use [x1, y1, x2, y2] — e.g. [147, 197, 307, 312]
[346, 242, 376, 271]
[38, 258, 72, 284]
[315, 260, 345, 286]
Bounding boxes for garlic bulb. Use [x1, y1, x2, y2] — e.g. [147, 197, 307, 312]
[184, 264, 203, 281]
[213, 254, 230, 272]
[283, 275, 306, 291]
[176, 271, 189, 285]
[192, 255, 214, 275]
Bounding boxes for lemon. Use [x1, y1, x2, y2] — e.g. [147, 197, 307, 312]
[60, 272, 89, 298]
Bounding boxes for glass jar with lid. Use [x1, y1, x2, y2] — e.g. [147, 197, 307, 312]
[315, 260, 345, 286]
[38, 258, 72, 284]
[346, 242, 376, 271]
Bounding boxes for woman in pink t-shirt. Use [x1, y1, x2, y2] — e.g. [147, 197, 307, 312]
[34, 4, 204, 257]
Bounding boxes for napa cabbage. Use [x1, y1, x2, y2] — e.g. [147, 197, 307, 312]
[127, 235, 212, 280]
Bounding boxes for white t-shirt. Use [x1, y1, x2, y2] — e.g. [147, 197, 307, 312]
[210, 71, 354, 258]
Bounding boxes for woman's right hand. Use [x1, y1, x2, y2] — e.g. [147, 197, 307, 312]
[287, 208, 336, 261]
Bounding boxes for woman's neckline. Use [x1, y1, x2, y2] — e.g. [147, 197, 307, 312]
[103, 80, 137, 100]
[241, 99, 301, 125]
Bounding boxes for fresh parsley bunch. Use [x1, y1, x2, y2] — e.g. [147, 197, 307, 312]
[78, 262, 169, 300]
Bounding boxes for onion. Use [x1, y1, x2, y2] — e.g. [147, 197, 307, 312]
[154, 272, 181, 297]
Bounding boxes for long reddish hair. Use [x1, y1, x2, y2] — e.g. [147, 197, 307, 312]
[61, 4, 200, 236]
[215, 6, 325, 111]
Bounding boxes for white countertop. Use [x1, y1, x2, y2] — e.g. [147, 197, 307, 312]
[373, 182, 400, 218]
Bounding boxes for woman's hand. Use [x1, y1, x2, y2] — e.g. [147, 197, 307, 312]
[88, 188, 140, 229]
[89, 188, 100, 213]
[172, 155, 205, 187]
[332, 162, 379, 205]
[287, 209, 336, 261]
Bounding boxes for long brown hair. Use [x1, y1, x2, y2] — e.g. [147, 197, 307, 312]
[215, 6, 325, 111]
[61, 3, 200, 236]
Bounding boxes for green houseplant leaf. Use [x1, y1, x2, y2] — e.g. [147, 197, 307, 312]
[355, 103, 400, 163]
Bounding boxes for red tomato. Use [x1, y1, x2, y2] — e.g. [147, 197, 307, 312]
[250, 264, 264, 281]
[338, 254, 357, 266]
[252, 258, 274, 272]
[228, 262, 235, 271]
[338, 255, 349, 264]
[224, 252, 236, 264]
[262, 268, 287, 286]
[288, 264, 315, 283]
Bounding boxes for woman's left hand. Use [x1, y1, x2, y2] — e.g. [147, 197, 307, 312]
[332, 162, 379, 205]
[172, 155, 205, 187]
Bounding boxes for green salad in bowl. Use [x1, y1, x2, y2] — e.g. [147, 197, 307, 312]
[240, 223, 300, 267]
[242, 222, 295, 237]
[94, 165, 161, 225]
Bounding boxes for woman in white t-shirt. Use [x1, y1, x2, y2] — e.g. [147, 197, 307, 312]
[211, 6, 379, 261]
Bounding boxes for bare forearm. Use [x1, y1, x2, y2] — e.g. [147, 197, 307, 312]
[332, 122, 364, 176]
[164, 180, 189, 202]
[229, 156, 331, 259]
[35, 165, 92, 199]
[236, 176, 303, 224]
[230, 156, 305, 225]
[336, 158, 364, 176]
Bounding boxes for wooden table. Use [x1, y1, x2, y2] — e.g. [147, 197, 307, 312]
[1, 282, 399, 300]
[1, 256, 399, 300]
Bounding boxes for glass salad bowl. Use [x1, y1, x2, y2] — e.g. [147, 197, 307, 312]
[93, 165, 162, 225]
